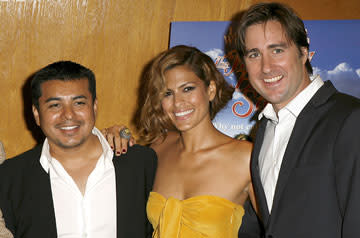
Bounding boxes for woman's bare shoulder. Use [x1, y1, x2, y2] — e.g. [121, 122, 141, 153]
[221, 134, 252, 153]
[150, 131, 179, 153]
[222, 136, 253, 167]
[232, 138, 253, 154]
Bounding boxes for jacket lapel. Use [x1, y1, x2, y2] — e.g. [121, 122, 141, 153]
[113, 156, 136, 238]
[35, 165, 57, 237]
[28, 146, 57, 237]
[269, 81, 337, 221]
[251, 117, 271, 225]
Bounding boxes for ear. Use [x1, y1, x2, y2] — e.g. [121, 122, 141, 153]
[93, 99, 98, 117]
[300, 47, 308, 65]
[207, 80, 216, 101]
[32, 105, 40, 126]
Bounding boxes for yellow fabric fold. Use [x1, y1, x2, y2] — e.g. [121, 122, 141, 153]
[159, 197, 182, 237]
[147, 192, 244, 238]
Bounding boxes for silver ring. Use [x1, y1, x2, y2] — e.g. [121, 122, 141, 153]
[119, 127, 132, 140]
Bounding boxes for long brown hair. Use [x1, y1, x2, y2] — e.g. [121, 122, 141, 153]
[135, 45, 234, 144]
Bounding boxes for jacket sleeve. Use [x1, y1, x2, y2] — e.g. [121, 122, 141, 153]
[334, 107, 360, 237]
[145, 148, 158, 238]
[238, 199, 263, 238]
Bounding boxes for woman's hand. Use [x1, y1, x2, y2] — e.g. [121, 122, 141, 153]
[101, 125, 136, 156]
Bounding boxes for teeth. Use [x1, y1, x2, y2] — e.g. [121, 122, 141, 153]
[61, 126, 78, 130]
[264, 75, 282, 83]
[175, 109, 194, 117]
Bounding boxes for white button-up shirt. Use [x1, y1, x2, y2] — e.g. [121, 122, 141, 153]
[40, 127, 116, 238]
[258, 76, 324, 212]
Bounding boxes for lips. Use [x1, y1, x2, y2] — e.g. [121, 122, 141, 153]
[264, 75, 283, 83]
[55, 122, 81, 132]
[175, 109, 194, 117]
[60, 125, 79, 130]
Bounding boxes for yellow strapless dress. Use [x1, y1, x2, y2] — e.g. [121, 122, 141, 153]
[146, 192, 244, 238]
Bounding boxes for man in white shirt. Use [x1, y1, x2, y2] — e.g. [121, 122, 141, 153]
[0, 61, 157, 238]
[236, 2, 360, 238]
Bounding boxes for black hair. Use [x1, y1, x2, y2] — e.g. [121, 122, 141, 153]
[31, 61, 96, 109]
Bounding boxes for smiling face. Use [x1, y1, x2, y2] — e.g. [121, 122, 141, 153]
[161, 65, 216, 132]
[244, 20, 310, 112]
[32, 79, 97, 151]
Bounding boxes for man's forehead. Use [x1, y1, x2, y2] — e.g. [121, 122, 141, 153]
[39, 79, 90, 98]
[41, 78, 88, 88]
[244, 21, 291, 49]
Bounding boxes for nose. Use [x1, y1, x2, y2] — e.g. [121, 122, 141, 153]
[261, 54, 272, 74]
[61, 105, 74, 120]
[173, 92, 184, 107]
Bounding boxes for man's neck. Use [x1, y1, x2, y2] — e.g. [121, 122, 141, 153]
[49, 134, 104, 195]
[49, 134, 101, 162]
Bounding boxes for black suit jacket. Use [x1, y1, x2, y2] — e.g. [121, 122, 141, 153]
[0, 144, 157, 238]
[240, 81, 360, 238]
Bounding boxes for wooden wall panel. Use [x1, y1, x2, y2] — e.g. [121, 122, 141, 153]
[172, 0, 252, 20]
[0, 0, 359, 158]
[253, 0, 360, 19]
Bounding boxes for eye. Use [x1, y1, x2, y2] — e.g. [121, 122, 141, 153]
[163, 91, 172, 97]
[273, 48, 283, 54]
[74, 101, 86, 106]
[49, 103, 60, 108]
[248, 52, 260, 59]
[184, 86, 195, 92]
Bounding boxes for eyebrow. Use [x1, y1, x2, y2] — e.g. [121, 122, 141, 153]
[73, 95, 87, 100]
[178, 82, 190, 89]
[245, 48, 259, 56]
[245, 42, 289, 56]
[165, 81, 196, 91]
[267, 42, 288, 49]
[44, 95, 87, 103]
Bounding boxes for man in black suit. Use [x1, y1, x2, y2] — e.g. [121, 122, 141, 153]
[236, 2, 360, 238]
[0, 61, 157, 238]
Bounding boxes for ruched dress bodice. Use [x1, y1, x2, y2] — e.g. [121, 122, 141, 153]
[146, 192, 244, 237]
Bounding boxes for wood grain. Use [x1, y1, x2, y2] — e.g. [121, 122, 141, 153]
[0, 0, 359, 158]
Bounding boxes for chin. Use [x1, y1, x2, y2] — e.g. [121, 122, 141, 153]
[176, 125, 195, 133]
[56, 139, 86, 149]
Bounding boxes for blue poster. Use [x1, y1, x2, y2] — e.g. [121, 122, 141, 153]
[169, 20, 360, 138]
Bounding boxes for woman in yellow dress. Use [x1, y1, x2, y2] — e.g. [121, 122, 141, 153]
[105, 45, 257, 237]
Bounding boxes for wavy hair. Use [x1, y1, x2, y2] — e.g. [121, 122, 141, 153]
[136, 45, 234, 144]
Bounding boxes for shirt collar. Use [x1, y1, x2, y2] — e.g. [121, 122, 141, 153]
[40, 127, 114, 173]
[259, 75, 324, 121]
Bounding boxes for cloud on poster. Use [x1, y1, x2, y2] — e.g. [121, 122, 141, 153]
[232, 90, 243, 100]
[205, 48, 223, 59]
[313, 62, 360, 97]
[356, 69, 360, 78]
